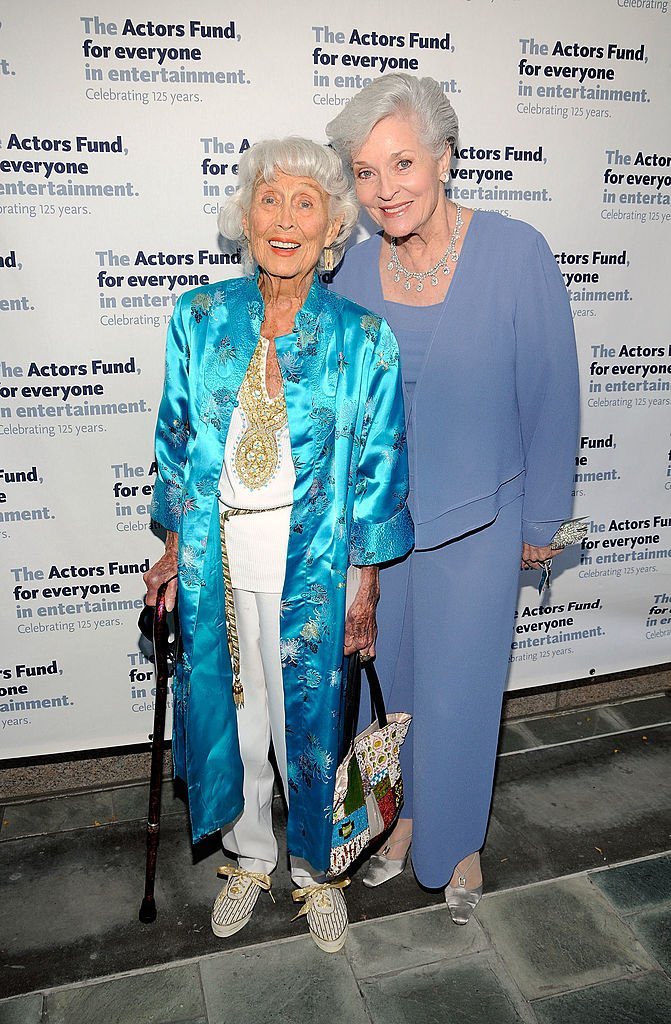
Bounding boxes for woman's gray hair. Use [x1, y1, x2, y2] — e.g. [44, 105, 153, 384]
[218, 137, 359, 272]
[326, 73, 459, 166]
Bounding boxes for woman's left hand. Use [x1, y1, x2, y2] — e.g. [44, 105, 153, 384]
[521, 542, 563, 569]
[344, 566, 380, 658]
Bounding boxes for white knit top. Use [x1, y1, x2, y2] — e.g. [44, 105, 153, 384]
[218, 337, 295, 593]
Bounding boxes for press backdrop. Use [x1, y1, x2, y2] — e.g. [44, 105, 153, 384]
[1, 0, 670, 756]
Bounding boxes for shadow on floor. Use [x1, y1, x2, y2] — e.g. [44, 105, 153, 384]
[1, 723, 670, 999]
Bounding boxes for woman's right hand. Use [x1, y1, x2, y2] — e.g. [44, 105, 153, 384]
[143, 530, 179, 610]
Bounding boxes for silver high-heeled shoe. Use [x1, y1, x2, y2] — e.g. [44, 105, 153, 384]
[362, 843, 411, 888]
[444, 854, 482, 925]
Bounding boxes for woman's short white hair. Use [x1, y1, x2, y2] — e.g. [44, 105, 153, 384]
[326, 73, 459, 165]
[218, 137, 359, 272]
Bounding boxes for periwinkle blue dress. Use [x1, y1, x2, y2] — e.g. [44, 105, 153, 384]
[331, 211, 579, 888]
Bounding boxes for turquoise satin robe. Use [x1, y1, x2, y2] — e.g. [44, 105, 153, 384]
[150, 273, 413, 871]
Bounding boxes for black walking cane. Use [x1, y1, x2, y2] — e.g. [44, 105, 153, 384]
[137, 577, 179, 924]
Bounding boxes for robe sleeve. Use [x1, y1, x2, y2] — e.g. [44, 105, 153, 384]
[514, 232, 580, 547]
[150, 294, 192, 533]
[350, 318, 415, 565]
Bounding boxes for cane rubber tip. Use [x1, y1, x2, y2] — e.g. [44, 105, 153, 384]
[139, 898, 157, 923]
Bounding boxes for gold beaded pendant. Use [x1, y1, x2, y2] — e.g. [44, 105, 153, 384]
[235, 337, 287, 489]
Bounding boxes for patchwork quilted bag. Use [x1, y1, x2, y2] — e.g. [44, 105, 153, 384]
[329, 653, 411, 877]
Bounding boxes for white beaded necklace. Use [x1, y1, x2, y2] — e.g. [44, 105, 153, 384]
[387, 204, 463, 292]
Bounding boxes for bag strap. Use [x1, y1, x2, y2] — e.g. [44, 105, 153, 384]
[341, 653, 388, 753]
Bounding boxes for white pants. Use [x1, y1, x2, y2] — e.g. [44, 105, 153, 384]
[220, 588, 322, 888]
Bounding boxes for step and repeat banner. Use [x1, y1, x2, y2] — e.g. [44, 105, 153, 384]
[1, 1, 670, 757]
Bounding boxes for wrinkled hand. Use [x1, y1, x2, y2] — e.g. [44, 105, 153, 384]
[521, 542, 563, 570]
[344, 567, 379, 658]
[143, 532, 178, 610]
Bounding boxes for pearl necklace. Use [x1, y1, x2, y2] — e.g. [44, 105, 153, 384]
[387, 204, 463, 292]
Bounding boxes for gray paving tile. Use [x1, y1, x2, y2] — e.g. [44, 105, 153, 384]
[0, 993, 43, 1023]
[480, 810, 553, 891]
[110, 780, 188, 823]
[532, 972, 671, 1024]
[0, 816, 228, 998]
[523, 707, 619, 746]
[2, 829, 144, 952]
[46, 963, 206, 1024]
[3, 717, 669, 1002]
[0, 790, 116, 839]
[361, 957, 525, 1024]
[475, 876, 655, 999]
[200, 939, 370, 1024]
[346, 905, 489, 979]
[590, 855, 671, 913]
[350, 857, 442, 919]
[610, 695, 671, 730]
[485, 727, 671, 888]
[0, 801, 441, 1000]
[630, 905, 671, 974]
[497, 723, 539, 754]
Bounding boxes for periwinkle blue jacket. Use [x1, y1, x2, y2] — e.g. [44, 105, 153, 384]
[150, 273, 413, 870]
[331, 212, 580, 549]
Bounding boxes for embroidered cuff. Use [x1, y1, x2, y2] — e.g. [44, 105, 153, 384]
[350, 504, 414, 566]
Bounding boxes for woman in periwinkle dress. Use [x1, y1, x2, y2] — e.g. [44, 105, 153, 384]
[327, 74, 579, 922]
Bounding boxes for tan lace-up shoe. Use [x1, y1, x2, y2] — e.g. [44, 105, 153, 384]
[291, 879, 350, 952]
[211, 865, 273, 937]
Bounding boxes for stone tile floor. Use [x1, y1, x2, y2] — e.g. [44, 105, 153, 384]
[1, 695, 670, 1023]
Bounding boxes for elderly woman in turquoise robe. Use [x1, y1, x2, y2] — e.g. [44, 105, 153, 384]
[144, 137, 413, 953]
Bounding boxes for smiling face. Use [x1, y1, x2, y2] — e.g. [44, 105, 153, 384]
[352, 113, 451, 239]
[244, 171, 342, 284]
